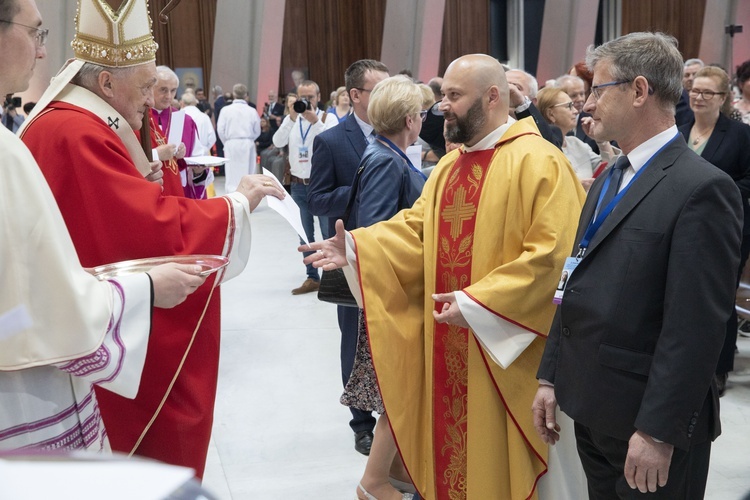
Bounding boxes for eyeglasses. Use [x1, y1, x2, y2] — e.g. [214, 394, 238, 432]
[551, 101, 575, 110]
[590, 80, 631, 100]
[688, 89, 726, 100]
[355, 88, 373, 93]
[420, 109, 428, 121]
[0, 19, 48, 47]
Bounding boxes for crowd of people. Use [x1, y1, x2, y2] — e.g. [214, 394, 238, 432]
[2, 0, 750, 499]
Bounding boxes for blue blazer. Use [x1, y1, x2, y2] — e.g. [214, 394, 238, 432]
[309, 114, 368, 235]
[349, 141, 426, 230]
[679, 113, 750, 234]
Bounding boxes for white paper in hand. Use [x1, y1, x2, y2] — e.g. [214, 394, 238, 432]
[167, 110, 186, 145]
[262, 167, 310, 245]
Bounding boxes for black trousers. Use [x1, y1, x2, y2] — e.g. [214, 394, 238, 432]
[338, 305, 376, 433]
[574, 422, 711, 499]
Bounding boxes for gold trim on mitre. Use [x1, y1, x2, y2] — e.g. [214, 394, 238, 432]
[72, 0, 159, 67]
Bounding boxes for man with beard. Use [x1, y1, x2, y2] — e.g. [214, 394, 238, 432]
[302, 54, 586, 499]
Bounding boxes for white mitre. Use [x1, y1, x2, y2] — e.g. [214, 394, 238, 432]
[18, 0, 157, 175]
[72, 0, 158, 67]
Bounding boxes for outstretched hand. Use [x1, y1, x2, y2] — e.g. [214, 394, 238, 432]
[299, 219, 348, 270]
[235, 174, 286, 212]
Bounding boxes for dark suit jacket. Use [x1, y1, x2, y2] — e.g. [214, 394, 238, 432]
[679, 113, 750, 234]
[517, 103, 563, 150]
[538, 136, 742, 450]
[309, 113, 368, 235]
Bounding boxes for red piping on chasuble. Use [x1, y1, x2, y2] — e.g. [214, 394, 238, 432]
[432, 148, 495, 499]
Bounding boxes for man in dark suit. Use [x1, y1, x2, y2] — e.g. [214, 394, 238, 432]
[264, 89, 284, 133]
[533, 32, 743, 499]
[308, 59, 389, 455]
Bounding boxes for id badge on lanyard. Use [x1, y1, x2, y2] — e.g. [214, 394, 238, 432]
[553, 257, 580, 304]
[298, 145, 309, 164]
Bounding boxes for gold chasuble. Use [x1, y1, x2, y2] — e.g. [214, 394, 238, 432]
[351, 118, 585, 499]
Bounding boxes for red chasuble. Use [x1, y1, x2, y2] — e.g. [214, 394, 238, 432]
[22, 101, 233, 477]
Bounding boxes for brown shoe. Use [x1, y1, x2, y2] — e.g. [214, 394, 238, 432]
[292, 278, 320, 295]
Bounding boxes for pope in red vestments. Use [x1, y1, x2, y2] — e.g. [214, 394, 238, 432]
[23, 100, 232, 477]
[19, 0, 284, 479]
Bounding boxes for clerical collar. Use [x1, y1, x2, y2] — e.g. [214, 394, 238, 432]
[352, 111, 374, 140]
[462, 116, 515, 153]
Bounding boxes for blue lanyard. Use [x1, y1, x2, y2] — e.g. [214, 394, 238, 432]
[298, 111, 317, 145]
[578, 133, 680, 256]
[376, 135, 428, 180]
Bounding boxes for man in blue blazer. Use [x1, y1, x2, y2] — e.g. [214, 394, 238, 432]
[308, 60, 389, 455]
[533, 33, 742, 499]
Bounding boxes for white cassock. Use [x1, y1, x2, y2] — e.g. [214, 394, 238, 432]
[0, 126, 151, 451]
[216, 100, 261, 193]
[183, 104, 216, 153]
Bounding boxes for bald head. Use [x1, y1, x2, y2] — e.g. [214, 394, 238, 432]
[439, 54, 509, 146]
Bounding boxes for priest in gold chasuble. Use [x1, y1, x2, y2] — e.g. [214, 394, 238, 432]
[305, 55, 587, 499]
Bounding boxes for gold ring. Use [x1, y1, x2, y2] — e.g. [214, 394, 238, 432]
[263, 181, 273, 187]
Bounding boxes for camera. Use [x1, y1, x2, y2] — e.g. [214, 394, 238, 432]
[293, 98, 311, 114]
[3, 95, 22, 109]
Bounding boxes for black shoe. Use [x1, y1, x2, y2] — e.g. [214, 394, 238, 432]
[716, 372, 728, 397]
[354, 430, 373, 456]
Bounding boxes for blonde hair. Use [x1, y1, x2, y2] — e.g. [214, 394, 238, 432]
[367, 75, 422, 135]
[418, 83, 435, 109]
[536, 87, 568, 123]
[694, 66, 732, 116]
[333, 86, 347, 106]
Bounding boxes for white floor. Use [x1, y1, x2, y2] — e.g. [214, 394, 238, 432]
[202, 180, 750, 500]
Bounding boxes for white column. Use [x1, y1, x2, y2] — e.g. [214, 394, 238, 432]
[381, 0, 445, 81]
[699, 0, 750, 75]
[536, 0, 600, 83]
[21, 0, 77, 104]
[211, 0, 285, 107]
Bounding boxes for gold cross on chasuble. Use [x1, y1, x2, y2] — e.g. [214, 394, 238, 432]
[441, 185, 477, 240]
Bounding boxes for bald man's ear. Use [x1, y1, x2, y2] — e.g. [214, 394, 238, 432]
[487, 85, 501, 105]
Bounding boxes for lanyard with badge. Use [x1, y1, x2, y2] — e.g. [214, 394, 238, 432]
[376, 135, 428, 180]
[298, 113, 316, 165]
[552, 133, 680, 304]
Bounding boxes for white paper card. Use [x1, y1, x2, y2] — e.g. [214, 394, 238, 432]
[167, 110, 185, 145]
[262, 167, 310, 245]
[184, 155, 228, 166]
